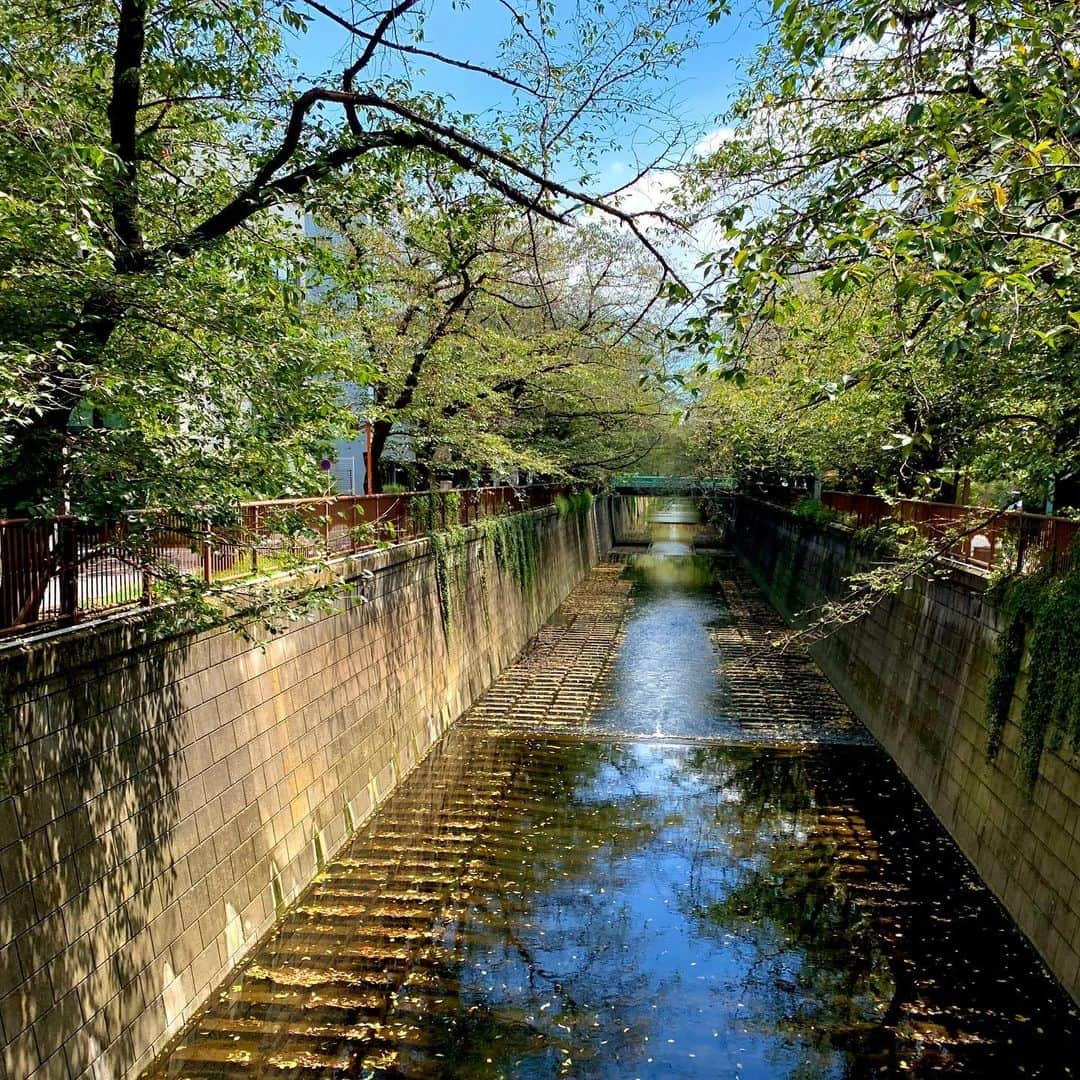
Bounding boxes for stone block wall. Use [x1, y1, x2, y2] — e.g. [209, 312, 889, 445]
[730, 497, 1080, 1005]
[0, 496, 646, 1079]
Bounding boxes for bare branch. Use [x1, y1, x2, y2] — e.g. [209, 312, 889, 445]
[341, 0, 422, 134]
[301, 0, 542, 98]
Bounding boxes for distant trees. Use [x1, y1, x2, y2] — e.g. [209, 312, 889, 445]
[683, 0, 1080, 504]
[0, 0, 702, 518]
[317, 169, 675, 487]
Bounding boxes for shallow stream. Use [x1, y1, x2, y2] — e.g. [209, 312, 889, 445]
[148, 501, 1080, 1078]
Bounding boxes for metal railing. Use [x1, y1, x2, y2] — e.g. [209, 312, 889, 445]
[820, 491, 1079, 574]
[0, 485, 571, 638]
[611, 475, 738, 494]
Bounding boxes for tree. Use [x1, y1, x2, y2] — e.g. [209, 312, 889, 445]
[316, 169, 678, 487]
[683, 280, 1017, 497]
[683, 0, 1080, 503]
[0, 0, 703, 518]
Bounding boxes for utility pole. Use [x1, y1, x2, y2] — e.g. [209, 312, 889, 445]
[365, 420, 374, 495]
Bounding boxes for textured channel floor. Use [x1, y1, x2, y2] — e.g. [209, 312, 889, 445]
[707, 564, 869, 745]
[146, 557, 1080, 1078]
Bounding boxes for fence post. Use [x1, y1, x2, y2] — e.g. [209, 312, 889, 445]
[250, 506, 259, 573]
[141, 523, 153, 608]
[1015, 522, 1028, 575]
[58, 520, 78, 625]
[202, 520, 212, 585]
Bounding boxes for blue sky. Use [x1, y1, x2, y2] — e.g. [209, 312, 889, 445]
[288, 0, 768, 176]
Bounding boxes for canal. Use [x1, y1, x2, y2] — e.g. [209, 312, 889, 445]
[148, 502, 1080, 1077]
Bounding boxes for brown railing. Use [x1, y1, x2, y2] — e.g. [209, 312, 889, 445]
[0, 485, 572, 638]
[820, 491, 1079, 574]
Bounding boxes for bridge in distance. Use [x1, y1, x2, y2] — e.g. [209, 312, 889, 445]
[610, 474, 737, 495]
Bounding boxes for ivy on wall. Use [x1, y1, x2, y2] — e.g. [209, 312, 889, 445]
[429, 495, 592, 638]
[554, 491, 593, 519]
[480, 513, 542, 591]
[407, 490, 463, 535]
[986, 561, 1080, 789]
[429, 525, 467, 638]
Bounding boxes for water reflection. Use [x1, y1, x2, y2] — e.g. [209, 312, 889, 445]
[150, 730, 1080, 1078]
[408, 738, 1080, 1079]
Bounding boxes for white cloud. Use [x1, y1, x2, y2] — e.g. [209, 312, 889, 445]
[592, 125, 742, 283]
[692, 126, 737, 156]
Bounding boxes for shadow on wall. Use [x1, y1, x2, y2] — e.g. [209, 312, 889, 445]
[0, 498, 635, 1077]
[1, 633, 187, 1078]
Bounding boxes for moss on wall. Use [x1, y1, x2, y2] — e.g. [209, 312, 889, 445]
[986, 563, 1080, 787]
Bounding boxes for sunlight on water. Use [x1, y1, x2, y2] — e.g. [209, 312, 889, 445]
[147, 511, 1080, 1079]
[592, 555, 729, 738]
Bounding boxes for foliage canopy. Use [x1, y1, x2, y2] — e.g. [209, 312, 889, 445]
[683, 0, 1080, 502]
[0, 0, 700, 517]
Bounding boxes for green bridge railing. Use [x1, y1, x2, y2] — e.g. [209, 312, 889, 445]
[611, 475, 738, 494]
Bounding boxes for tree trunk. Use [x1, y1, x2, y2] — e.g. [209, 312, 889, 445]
[368, 419, 393, 493]
[0, 406, 71, 517]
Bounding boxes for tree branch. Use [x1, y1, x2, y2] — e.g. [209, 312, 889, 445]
[341, 0, 422, 133]
[301, 0, 541, 98]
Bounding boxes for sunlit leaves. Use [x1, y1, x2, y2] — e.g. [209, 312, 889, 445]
[685, 0, 1080, 496]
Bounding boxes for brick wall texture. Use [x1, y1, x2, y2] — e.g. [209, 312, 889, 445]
[732, 497, 1080, 1007]
[0, 496, 645, 1079]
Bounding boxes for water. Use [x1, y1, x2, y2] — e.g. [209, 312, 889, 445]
[593, 558, 729, 737]
[148, 501, 1080, 1078]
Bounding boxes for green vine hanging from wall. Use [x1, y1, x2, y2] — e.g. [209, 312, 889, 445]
[985, 560, 1080, 789]
[480, 513, 542, 590]
[430, 501, 557, 637]
[554, 491, 593, 519]
[408, 489, 465, 538]
[429, 525, 467, 638]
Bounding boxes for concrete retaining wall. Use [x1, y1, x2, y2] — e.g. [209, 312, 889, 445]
[0, 496, 645, 1079]
[730, 497, 1080, 1005]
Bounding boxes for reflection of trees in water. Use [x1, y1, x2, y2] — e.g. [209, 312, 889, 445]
[672, 744, 1080, 1078]
[407, 738, 665, 1075]
[671, 745, 898, 1077]
[690, 838, 897, 1076]
[365, 733, 1080, 1078]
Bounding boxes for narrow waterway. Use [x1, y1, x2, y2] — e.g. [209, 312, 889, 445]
[148, 502, 1080, 1078]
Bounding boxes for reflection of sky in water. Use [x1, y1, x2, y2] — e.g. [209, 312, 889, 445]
[646, 497, 704, 557]
[593, 557, 732, 737]
[441, 739, 1080, 1078]
[597, 497, 732, 737]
